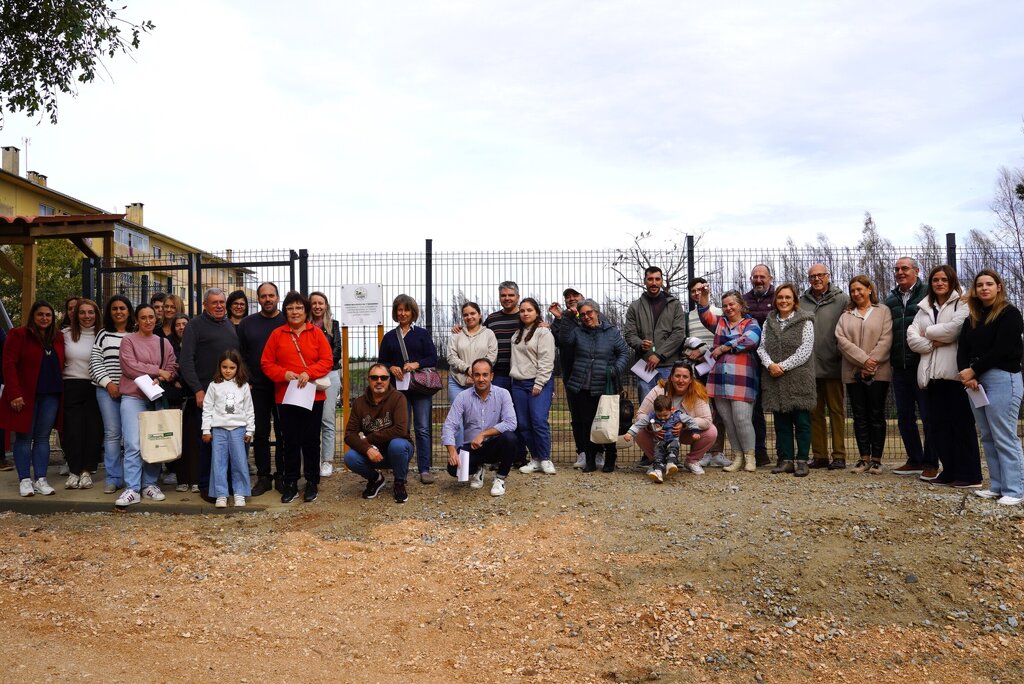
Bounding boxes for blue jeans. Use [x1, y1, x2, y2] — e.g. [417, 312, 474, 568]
[637, 367, 671, 404]
[891, 365, 934, 466]
[210, 426, 251, 497]
[343, 438, 413, 482]
[320, 369, 341, 463]
[120, 395, 161, 492]
[13, 393, 60, 481]
[511, 377, 554, 460]
[447, 376, 470, 446]
[402, 391, 433, 473]
[970, 369, 1024, 499]
[95, 387, 124, 487]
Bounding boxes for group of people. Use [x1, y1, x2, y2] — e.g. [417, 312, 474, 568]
[2, 258, 1022, 508]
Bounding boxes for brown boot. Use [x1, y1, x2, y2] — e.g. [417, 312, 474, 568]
[771, 460, 795, 474]
[794, 461, 809, 477]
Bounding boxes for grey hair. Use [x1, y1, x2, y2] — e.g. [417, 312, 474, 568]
[897, 256, 921, 270]
[751, 263, 773, 277]
[577, 298, 600, 313]
[203, 287, 226, 303]
[498, 281, 519, 294]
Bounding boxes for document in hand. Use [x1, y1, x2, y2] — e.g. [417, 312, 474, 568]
[395, 374, 411, 391]
[966, 385, 990, 409]
[283, 379, 316, 410]
[695, 350, 716, 377]
[630, 359, 658, 383]
[134, 375, 165, 402]
[457, 450, 470, 481]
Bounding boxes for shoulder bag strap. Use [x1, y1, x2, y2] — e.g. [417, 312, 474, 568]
[395, 327, 411, 364]
[289, 331, 309, 371]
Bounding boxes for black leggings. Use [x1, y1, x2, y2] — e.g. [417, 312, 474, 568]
[567, 391, 618, 460]
[846, 380, 889, 459]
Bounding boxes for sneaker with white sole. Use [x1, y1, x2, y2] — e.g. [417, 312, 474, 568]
[190, 484, 200, 493]
[519, 459, 542, 474]
[162, 472, 177, 486]
[687, 462, 705, 475]
[697, 453, 712, 467]
[58, 463, 69, 476]
[115, 489, 140, 507]
[540, 459, 556, 475]
[175, 484, 189, 492]
[143, 485, 166, 501]
[573, 452, 587, 469]
[65, 473, 80, 489]
[79, 472, 93, 489]
[33, 478, 55, 496]
[665, 461, 679, 478]
[215, 496, 227, 508]
[997, 495, 1024, 506]
[490, 477, 506, 496]
[234, 495, 246, 507]
[103, 482, 119, 494]
[19, 478, 34, 497]
[469, 467, 485, 489]
[708, 453, 733, 468]
[647, 467, 664, 484]
[975, 489, 1001, 499]
[320, 461, 334, 478]
[595, 454, 605, 469]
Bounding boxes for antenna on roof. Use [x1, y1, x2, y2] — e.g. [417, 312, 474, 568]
[21, 137, 30, 174]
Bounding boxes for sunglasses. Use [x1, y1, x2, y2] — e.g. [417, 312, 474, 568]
[368, 374, 389, 381]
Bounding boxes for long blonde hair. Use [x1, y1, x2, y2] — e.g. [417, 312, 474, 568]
[967, 269, 1009, 327]
[310, 291, 334, 337]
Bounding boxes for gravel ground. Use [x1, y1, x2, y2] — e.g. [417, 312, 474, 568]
[0, 463, 1021, 683]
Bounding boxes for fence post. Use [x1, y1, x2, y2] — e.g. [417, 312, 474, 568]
[945, 232, 957, 272]
[289, 250, 298, 293]
[425, 238, 433, 334]
[685, 234, 695, 335]
[165, 276, 173, 298]
[188, 253, 197, 317]
[81, 258, 93, 299]
[140, 274, 150, 305]
[298, 249, 309, 295]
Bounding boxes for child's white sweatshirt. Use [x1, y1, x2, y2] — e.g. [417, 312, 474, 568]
[201, 380, 255, 436]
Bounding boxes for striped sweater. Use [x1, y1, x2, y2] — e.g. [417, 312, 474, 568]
[90, 329, 127, 388]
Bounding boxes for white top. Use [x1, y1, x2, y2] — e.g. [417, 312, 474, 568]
[62, 328, 96, 380]
[201, 380, 256, 435]
[447, 326, 498, 387]
[509, 326, 555, 390]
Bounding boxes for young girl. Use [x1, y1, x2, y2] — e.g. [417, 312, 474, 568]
[202, 350, 255, 508]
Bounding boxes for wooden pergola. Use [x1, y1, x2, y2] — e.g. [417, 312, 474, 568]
[0, 214, 124, 322]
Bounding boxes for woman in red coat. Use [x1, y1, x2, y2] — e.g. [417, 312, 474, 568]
[261, 291, 333, 505]
[0, 301, 65, 497]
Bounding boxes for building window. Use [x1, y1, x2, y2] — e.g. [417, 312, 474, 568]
[38, 203, 55, 216]
[153, 246, 162, 258]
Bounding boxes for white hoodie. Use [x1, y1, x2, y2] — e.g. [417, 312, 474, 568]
[201, 380, 256, 435]
[906, 290, 969, 388]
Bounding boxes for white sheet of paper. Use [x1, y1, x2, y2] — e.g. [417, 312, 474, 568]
[395, 374, 411, 391]
[457, 450, 470, 481]
[630, 359, 658, 383]
[967, 385, 990, 408]
[282, 379, 316, 410]
[695, 350, 716, 376]
[134, 375, 164, 401]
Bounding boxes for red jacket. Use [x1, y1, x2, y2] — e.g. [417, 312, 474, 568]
[0, 327, 65, 433]
[260, 323, 333, 404]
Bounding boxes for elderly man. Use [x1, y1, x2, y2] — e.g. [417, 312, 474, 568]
[442, 358, 518, 497]
[742, 264, 775, 466]
[624, 266, 686, 402]
[179, 288, 237, 497]
[237, 282, 286, 495]
[343, 363, 413, 504]
[886, 256, 935, 478]
[800, 265, 849, 469]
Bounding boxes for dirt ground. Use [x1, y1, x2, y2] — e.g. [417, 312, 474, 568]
[0, 462, 1021, 683]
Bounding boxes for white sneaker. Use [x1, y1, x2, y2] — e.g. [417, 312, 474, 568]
[708, 453, 733, 468]
[58, 463, 69, 476]
[697, 453, 712, 467]
[162, 472, 177, 486]
[190, 484, 200, 493]
[595, 454, 605, 469]
[320, 461, 334, 478]
[79, 472, 93, 489]
[573, 452, 587, 469]
[687, 462, 705, 475]
[33, 478, 55, 496]
[143, 485, 166, 501]
[115, 489, 140, 507]
[469, 467, 485, 489]
[175, 484, 189, 492]
[647, 467, 664, 484]
[997, 495, 1024, 506]
[215, 496, 227, 508]
[490, 477, 506, 496]
[233, 495, 246, 507]
[665, 461, 679, 478]
[19, 478, 34, 497]
[975, 489, 1001, 499]
[65, 473, 80, 489]
[519, 459, 542, 474]
[540, 459, 556, 475]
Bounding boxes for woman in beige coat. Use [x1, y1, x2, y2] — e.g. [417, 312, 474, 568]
[835, 275, 893, 474]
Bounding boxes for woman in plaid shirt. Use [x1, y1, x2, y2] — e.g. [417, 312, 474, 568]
[695, 286, 763, 473]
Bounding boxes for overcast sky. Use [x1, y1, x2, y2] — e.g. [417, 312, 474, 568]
[4, 0, 1024, 253]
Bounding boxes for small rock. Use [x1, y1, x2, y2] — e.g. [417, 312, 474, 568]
[1008, 617, 1019, 628]
[904, 575, 918, 584]
[784, 619, 798, 629]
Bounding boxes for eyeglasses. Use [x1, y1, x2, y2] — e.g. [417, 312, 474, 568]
[808, 273, 829, 280]
[579, 310, 597, 318]
[368, 375, 389, 381]
[894, 266, 914, 272]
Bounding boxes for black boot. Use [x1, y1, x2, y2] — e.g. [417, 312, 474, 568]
[251, 475, 273, 497]
[581, 453, 598, 473]
[601, 453, 617, 473]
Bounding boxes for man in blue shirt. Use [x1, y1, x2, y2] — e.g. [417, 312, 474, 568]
[442, 358, 518, 497]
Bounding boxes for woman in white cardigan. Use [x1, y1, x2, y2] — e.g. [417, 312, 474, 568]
[906, 265, 981, 487]
[510, 298, 556, 474]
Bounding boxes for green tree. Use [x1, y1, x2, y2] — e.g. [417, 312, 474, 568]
[0, 240, 82, 324]
[0, 0, 154, 126]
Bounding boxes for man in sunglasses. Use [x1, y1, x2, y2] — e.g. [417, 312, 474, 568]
[343, 363, 413, 503]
